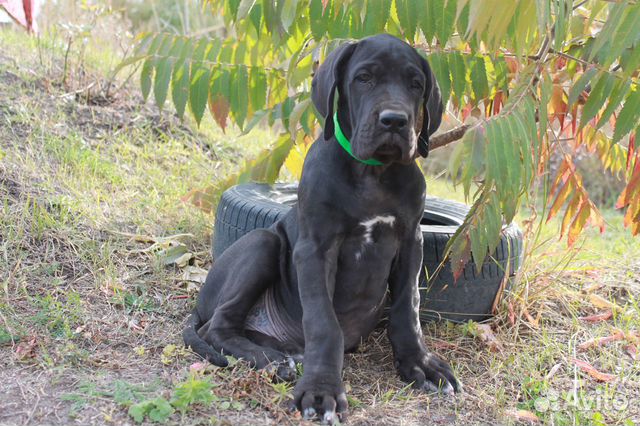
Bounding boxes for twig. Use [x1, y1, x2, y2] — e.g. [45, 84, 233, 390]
[430, 124, 471, 150]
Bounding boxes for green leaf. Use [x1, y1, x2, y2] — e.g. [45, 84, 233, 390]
[568, 67, 597, 107]
[588, 2, 628, 62]
[492, 57, 508, 93]
[262, 0, 279, 34]
[596, 79, 631, 129]
[488, 0, 517, 49]
[148, 397, 174, 423]
[153, 57, 173, 110]
[613, 88, 640, 143]
[288, 98, 311, 136]
[553, 0, 568, 51]
[429, 53, 451, 108]
[538, 73, 552, 150]
[227, 0, 241, 20]
[189, 65, 211, 126]
[128, 401, 152, 423]
[363, 0, 391, 35]
[601, 4, 640, 67]
[469, 56, 489, 101]
[434, 0, 457, 45]
[536, 0, 551, 36]
[249, 2, 263, 34]
[466, 0, 494, 41]
[237, 0, 257, 20]
[140, 58, 154, 102]
[171, 376, 214, 411]
[281, 0, 300, 32]
[237, 135, 294, 183]
[449, 52, 466, 103]
[233, 66, 250, 129]
[250, 68, 267, 113]
[395, 0, 418, 41]
[580, 72, 615, 129]
[310, 0, 327, 40]
[419, 0, 436, 42]
[172, 61, 191, 119]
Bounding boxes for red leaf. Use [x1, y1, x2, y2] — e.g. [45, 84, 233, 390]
[15, 336, 37, 360]
[579, 310, 613, 323]
[493, 91, 503, 115]
[577, 330, 624, 351]
[624, 344, 638, 361]
[505, 409, 540, 423]
[571, 358, 616, 382]
[208, 94, 229, 133]
[626, 132, 636, 171]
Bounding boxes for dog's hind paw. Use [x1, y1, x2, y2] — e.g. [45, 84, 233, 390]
[266, 357, 297, 382]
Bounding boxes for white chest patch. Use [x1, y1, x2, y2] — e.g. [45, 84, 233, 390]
[360, 215, 396, 243]
[355, 215, 395, 261]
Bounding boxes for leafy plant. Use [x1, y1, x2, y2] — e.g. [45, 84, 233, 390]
[121, 0, 640, 275]
[171, 374, 216, 411]
[128, 397, 175, 423]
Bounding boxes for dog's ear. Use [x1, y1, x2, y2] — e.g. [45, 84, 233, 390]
[418, 55, 443, 158]
[312, 42, 357, 141]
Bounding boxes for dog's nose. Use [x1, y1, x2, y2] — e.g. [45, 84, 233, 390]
[379, 110, 408, 131]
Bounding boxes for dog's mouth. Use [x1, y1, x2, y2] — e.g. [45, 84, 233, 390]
[374, 143, 402, 159]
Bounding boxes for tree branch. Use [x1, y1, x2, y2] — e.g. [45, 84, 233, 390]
[430, 124, 471, 150]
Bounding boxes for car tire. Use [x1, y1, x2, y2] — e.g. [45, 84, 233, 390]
[212, 183, 523, 322]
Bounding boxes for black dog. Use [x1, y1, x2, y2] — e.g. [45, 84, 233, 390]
[184, 34, 460, 422]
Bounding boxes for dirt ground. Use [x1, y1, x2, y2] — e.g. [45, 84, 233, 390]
[1, 28, 639, 426]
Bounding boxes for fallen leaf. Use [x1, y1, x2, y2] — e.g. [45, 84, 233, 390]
[623, 344, 637, 361]
[505, 409, 540, 423]
[588, 294, 620, 311]
[583, 282, 604, 293]
[181, 266, 209, 285]
[578, 330, 625, 351]
[579, 310, 613, 323]
[476, 323, 504, 352]
[523, 309, 539, 329]
[508, 302, 516, 326]
[15, 336, 37, 360]
[545, 363, 562, 380]
[571, 358, 616, 382]
[431, 341, 459, 351]
[625, 330, 640, 344]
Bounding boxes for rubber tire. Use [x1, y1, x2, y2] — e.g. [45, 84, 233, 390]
[213, 183, 523, 323]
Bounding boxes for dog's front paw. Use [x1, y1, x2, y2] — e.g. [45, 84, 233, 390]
[396, 352, 461, 395]
[292, 376, 348, 424]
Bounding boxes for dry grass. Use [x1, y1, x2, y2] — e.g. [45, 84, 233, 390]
[1, 26, 639, 426]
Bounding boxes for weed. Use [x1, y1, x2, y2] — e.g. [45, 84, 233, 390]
[33, 291, 84, 339]
[269, 381, 293, 405]
[171, 374, 216, 412]
[128, 397, 174, 423]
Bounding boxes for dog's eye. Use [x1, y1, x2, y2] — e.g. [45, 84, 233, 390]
[355, 73, 372, 83]
[410, 79, 423, 90]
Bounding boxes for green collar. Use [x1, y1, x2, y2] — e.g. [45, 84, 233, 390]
[333, 112, 383, 166]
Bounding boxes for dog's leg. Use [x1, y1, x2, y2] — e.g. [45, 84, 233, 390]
[292, 237, 348, 423]
[196, 229, 296, 380]
[387, 229, 460, 394]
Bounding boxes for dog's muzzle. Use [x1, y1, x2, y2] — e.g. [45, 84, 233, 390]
[372, 109, 415, 163]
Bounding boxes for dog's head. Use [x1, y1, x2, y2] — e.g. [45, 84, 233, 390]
[312, 34, 443, 164]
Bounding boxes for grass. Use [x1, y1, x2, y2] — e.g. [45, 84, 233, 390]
[1, 24, 639, 426]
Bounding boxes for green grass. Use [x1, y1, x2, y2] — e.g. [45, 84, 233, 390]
[1, 24, 639, 426]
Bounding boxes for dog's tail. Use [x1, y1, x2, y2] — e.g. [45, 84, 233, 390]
[183, 309, 229, 367]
